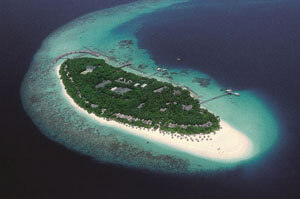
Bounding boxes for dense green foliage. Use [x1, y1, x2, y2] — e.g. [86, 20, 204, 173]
[60, 58, 220, 134]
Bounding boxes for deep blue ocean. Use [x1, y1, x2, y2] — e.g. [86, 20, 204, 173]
[1, 0, 300, 198]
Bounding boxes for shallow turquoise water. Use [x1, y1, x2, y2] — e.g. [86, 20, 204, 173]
[21, 0, 279, 174]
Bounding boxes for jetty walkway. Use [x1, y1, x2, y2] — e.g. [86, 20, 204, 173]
[200, 89, 240, 104]
[53, 50, 101, 63]
[200, 94, 229, 104]
[147, 71, 160, 77]
[118, 62, 132, 68]
[54, 49, 133, 70]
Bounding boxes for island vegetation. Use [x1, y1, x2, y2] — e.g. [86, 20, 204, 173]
[59, 58, 220, 134]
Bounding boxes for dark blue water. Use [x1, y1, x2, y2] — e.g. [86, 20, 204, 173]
[2, 0, 299, 198]
[135, 0, 300, 197]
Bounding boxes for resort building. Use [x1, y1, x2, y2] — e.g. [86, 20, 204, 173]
[81, 65, 97, 74]
[95, 80, 111, 88]
[154, 86, 168, 93]
[111, 87, 132, 95]
[182, 104, 193, 111]
[141, 83, 147, 88]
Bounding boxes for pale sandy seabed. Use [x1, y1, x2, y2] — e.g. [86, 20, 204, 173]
[21, 0, 279, 173]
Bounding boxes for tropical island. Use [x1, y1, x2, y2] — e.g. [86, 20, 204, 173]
[59, 57, 220, 135]
[56, 57, 252, 161]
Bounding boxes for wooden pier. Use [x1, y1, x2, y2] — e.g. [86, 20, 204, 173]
[118, 62, 132, 68]
[200, 94, 229, 104]
[53, 50, 102, 63]
[200, 89, 240, 105]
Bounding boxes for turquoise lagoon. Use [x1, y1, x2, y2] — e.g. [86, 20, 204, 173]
[21, 0, 279, 173]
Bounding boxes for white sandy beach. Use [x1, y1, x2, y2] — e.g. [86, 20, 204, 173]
[56, 64, 253, 162]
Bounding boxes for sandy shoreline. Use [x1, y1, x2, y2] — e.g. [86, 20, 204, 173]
[56, 64, 253, 162]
